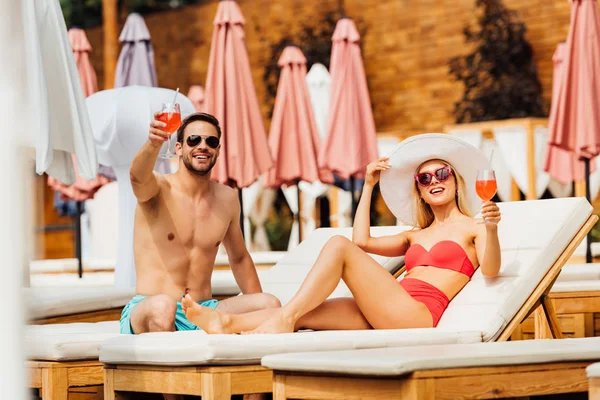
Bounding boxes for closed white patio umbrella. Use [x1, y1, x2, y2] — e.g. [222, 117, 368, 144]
[1, 0, 99, 397]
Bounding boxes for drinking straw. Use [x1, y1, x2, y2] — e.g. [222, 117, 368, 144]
[172, 87, 180, 106]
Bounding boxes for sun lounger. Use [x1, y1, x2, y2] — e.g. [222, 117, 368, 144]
[26, 267, 255, 325]
[29, 258, 116, 274]
[27, 321, 121, 400]
[25, 269, 247, 400]
[215, 251, 287, 270]
[512, 263, 600, 340]
[27, 225, 408, 399]
[588, 362, 600, 400]
[100, 198, 597, 399]
[26, 287, 135, 324]
[263, 336, 600, 399]
[30, 251, 286, 275]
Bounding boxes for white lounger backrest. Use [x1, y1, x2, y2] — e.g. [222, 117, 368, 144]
[24, 287, 135, 320]
[437, 197, 592, 341]
[261, 226, 410, 305]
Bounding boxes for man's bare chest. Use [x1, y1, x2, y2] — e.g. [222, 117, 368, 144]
[149, 193, 230, 251]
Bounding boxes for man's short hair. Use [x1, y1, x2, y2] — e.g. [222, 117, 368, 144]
[176, 112, 222, 143]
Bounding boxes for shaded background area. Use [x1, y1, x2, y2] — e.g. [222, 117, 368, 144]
[64, 0, 572, 137]
[44, 0, 582, 255]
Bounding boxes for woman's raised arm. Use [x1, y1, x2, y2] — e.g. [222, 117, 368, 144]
[352, 158, 410, 257]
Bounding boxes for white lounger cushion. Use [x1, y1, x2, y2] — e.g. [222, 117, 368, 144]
[211, 270, 244, 296]
[558, 263, 600, 281]
[262, 337, 600, 376]
[552, 263, 600, 293]
[25, 287, 135, 320]
[588, 362, 600, 378]
[26, 273, 243, 320]
[437, 198, 592, 341]
[29, 258, 115, 273]
[552, 281, 600, 292]
[215, 251, 286, 266]
[99, 329, 481, 366]
[26, 321, 121, 361]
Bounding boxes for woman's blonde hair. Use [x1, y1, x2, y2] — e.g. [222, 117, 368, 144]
[413, 159, 472, 228]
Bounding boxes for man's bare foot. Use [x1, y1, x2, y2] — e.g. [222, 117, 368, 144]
[182, 294, 231, 334]
[244, 310, 295, 334]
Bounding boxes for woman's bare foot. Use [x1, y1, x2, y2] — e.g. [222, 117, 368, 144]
[182, 294, 231, 334]
[244, 310, 295, 334]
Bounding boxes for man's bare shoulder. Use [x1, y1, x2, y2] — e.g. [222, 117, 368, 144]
[212, 182, 238, 205]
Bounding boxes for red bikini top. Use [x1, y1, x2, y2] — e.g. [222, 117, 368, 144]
[404, 241, 475, 278]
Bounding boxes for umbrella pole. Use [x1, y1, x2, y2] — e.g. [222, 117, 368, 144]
[297, 180, 302, 243]
[350, 177, 358, 222]
[585, 158, 592, 264]
[75, 200, 83, 278]
[238, 188, 245, 240]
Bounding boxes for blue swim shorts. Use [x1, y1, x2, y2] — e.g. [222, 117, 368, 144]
[119, 295, 219, 334]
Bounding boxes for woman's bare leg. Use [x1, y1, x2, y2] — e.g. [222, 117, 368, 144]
[249, 236, 432, 333]
[182, 296, 371, 333]
[184, 235, 430, 334]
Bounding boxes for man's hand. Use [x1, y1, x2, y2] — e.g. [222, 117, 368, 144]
[130, 112, 166, 203]
[149, 112, 169, 148]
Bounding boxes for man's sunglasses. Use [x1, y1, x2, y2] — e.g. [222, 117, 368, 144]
[186, 135, 220, 149]
[414, 166, 453, 187]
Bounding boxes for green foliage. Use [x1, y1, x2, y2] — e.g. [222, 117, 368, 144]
[448, 0, 547, 122]
[59, 0, 211, 29]
[262, 10, 367, 119]
[264, 189, 293, 251]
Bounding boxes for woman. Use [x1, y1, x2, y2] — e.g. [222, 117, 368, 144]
[182, 134, 502, 334]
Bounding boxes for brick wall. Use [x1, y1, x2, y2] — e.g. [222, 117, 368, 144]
[85, 0, 575, 136]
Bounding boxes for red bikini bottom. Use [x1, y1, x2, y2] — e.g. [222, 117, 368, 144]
[399, 278, 450, 327]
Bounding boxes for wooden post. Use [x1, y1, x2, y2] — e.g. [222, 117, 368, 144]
[201, 373, 232, 400]
[329, 187, 339, 228]
[575, 181, 587, 198]
[102, 0, 118, 89]
[511, 178, 521, 201]
[591, 377, 600, 400]
[526, 119, 537, 200]
[41, 368, 68, 400]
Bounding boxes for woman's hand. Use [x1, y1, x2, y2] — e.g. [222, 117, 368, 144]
[364, 157, 390, 187]
[481, 201, 501, 226]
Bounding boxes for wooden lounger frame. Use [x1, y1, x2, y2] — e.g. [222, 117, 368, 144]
[31, 308, 123, 325]
[591, 373, 600, 400]
[272, 361, 592, 400]
[26, 292, 236, 398]
[29, 360, 103, 400]
[519, 289, 600, 340]
[28, 310, 121, 399]
[32, 215, 594, 400]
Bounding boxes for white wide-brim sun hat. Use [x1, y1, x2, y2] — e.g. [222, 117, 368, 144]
[380, 133, 491, 227]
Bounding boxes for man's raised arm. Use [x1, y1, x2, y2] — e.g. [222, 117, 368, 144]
[130, 112, 168, 203]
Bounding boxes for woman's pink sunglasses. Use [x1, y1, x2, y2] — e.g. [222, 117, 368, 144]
[414, 166, 453, 187]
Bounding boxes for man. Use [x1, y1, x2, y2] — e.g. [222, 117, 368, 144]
[120, 111, 280, 335]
